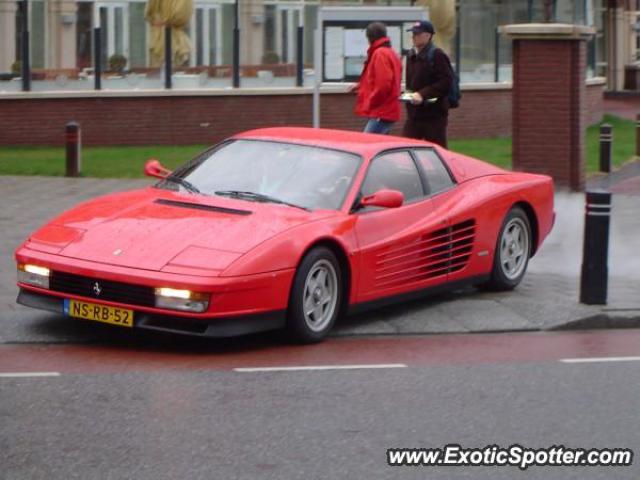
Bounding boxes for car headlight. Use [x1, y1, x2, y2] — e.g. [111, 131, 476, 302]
[154, 288, 209, 313]
[17, 263, 50, 289]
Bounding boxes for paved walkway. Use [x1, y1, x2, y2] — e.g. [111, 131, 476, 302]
[1, 173, 638, 342]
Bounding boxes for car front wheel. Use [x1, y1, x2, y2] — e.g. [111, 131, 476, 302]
[286, 247, 342, 343]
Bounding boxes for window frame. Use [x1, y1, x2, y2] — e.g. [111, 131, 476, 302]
[94, 2, 130, 65]
[190, 3, 223, 67]
[409, 147, 457, 198]
[353, 148, 429, 214]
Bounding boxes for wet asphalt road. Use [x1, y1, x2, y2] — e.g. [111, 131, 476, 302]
[1, 325, 639, 480]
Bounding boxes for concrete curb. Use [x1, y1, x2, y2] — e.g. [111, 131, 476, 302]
[549, 311, 640, 331]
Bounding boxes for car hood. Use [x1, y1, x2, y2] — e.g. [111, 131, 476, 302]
[27, 188, 333, 272]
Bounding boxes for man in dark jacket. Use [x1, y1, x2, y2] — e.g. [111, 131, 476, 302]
[403, 20, 453, 148]
[352, 22, 402, 134]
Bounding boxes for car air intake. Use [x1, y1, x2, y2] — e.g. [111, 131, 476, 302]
[49, 271, 156, 307]
[374, 219, 476, 288]
[154, 199, 252, 215]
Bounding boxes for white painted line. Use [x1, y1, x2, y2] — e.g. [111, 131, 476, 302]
[560, 356, 640, 364]
[0, 372, 61, 378]
[234, 363, 407, 373]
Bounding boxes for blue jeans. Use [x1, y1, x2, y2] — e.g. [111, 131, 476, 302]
[364, 118, 394, 135]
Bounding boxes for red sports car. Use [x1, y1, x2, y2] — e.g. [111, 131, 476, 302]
[16, 128, 554, 343]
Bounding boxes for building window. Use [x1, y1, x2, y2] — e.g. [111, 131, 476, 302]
[129, 2, 147, 68]
[77, 2, 93, 69]
[14, 0, 46, 69]
[192, 4, 221, 66]
[96, 3, 130, 67]
[264, 3, 302, 64]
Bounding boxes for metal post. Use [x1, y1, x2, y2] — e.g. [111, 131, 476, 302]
[312, 22, 321, 128]
[164, 26, 172, 89]
[455, 0, 461, 74]
[65, 122, 82, 178]
[93, 27, 102, 90]
[233, 0, 240, 88]
[636, 114, 640, 157]
[21, 0, 31, 92]
[494, 27, 500, 83]
[296, 26, 304, 87]
[580, 191, 611, 305]
[599, 123, 612, 173]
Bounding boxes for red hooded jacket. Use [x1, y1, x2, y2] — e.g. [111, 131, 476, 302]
[354, 37, 402, 122]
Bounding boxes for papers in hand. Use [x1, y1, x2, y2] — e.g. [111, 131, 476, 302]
[399, 92, 438, 104]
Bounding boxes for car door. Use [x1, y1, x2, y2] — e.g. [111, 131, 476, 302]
[412, 148, 480, 284]
[352, 150, 451, 303]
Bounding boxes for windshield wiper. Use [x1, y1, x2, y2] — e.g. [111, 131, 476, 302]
[214, 190, 309, 211]
[162, 175, 201, 194]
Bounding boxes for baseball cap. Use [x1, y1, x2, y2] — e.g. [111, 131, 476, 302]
[408, 20, 435, 35]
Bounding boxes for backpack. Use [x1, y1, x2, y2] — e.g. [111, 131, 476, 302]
[426, 45, 461, 109]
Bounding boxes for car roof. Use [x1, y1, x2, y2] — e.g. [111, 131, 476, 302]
[233, 127, 439, 158]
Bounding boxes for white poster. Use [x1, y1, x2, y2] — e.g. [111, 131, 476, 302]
[344, 29, 369, 57]
[402, 22, 416, 51]
[387, 26, 402, 55]
[324, 27, 344, 80]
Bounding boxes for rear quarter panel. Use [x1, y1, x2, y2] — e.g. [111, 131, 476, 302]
[434, 172, 554, 283]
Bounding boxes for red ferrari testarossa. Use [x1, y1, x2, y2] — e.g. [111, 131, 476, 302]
[16, 128, 554, 342]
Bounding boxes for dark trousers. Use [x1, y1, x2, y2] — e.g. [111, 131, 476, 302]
[403, 116, 448, 149]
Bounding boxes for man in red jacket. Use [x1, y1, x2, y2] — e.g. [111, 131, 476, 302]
[353, 22, 402, 135]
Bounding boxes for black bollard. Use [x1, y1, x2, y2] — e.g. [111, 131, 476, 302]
[636, 113, 640, 157]
[65, 122, 81, 177]
[580, 191, 611, 305]
[599, 123, 612, 173]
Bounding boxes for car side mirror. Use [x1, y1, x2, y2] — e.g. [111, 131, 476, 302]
[360, 189, 404, 209]
[144, 159, 172, 179]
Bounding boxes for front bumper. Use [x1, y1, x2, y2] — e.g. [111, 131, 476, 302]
[17, 289, 286, 338]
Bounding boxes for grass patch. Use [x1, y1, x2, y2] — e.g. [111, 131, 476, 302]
[585, 114, 636, 172]
[450, 114, 636, 173]
[449, 137, 512, 169]
[0, 115, 635, 178]
[0, 145, 208, 178]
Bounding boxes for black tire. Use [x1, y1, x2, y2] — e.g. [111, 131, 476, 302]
[286, 247, 343, 344]
[483, 207, 532, 291]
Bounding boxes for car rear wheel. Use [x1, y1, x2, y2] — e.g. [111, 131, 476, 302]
[484, 207, 531, 291]
[287, 247, 342, 343]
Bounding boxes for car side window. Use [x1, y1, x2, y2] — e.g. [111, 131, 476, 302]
[413, 149, 455, 196]
[361, 151, 424, 203]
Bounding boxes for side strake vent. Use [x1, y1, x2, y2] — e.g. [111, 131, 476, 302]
[374, 219, 476, 288]
[154, 199, 252, 216]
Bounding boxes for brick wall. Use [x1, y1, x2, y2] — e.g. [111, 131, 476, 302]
[512, 38, 591, 190]
[0, 84, 602, 147]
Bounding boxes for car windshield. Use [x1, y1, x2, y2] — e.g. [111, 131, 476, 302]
[163, 140, 361, 211]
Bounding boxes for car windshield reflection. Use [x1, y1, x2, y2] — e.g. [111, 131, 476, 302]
[160, 140, 361, 211]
